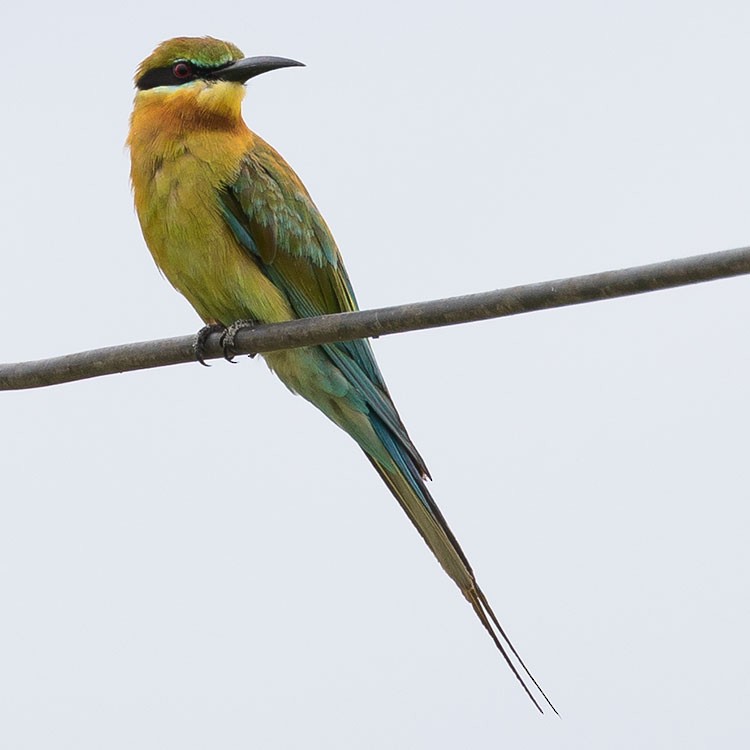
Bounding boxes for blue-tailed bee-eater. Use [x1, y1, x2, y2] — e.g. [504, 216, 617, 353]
[127, 36, 555, 713]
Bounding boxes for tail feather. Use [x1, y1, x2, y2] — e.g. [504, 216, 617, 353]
[470, 586, 558, 715]
[268, 346, 555, 711]
[366, 454, 557, 715]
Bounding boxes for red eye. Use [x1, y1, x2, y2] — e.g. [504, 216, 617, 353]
[172, 61, 193, 79]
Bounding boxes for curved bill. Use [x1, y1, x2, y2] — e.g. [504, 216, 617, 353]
[212, 56, 305, 83]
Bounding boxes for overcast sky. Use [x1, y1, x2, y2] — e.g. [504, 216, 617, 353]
[2, 1, 749, 748]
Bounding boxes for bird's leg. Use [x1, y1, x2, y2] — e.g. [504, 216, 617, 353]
[221, 319, 259, 362]
[193, 323, 227, 367]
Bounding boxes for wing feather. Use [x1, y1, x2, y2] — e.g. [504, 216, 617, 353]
[220, 138, 431, 480]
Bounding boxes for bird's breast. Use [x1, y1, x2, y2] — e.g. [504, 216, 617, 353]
[128, 124, 293, 326]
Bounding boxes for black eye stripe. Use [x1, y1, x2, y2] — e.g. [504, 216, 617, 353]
[136, 61, 234, 91]
[136, 65, 194, 90]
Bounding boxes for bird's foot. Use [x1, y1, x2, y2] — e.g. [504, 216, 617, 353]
[193, 323, 227, 367]
[221, 319, 259, 362]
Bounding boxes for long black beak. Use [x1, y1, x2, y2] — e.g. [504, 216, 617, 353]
[212, 56, 305, 83]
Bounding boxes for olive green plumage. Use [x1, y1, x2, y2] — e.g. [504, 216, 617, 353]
[134, 36, 243, 82]
[128, 36, 555, 713]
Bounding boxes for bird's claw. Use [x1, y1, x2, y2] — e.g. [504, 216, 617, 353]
[220, 319, 259, 362]
[193, 323, 227, 366]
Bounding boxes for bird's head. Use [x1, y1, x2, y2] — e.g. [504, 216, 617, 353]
[132, 36, 303, 125]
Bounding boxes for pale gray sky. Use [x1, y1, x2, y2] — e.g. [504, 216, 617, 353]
[2, 1, 749, 747]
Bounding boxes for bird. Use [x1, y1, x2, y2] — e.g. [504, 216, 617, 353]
[127, 36, 555, 713]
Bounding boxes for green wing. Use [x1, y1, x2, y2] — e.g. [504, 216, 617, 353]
[219, 137, 429, 478]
